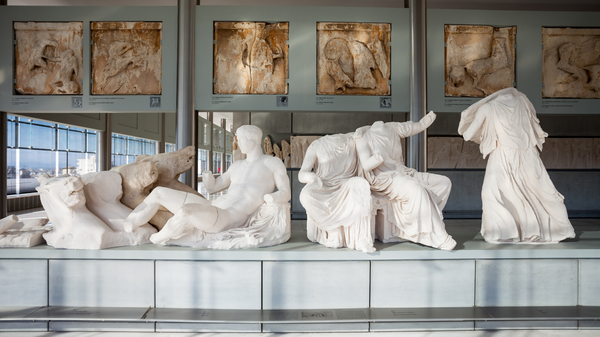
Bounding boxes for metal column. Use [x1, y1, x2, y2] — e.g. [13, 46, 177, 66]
[407, 0, 427, 172]
[97, 113, 112, 171]
[158, 113, 166, 154]
[207, 112, 213, 173]
[220, 118, 227, 172]
[0, 111, 7, 218]
[176, 0, 197, 189]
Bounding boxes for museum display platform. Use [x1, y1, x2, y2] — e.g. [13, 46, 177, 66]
[1, 219, 600, 332]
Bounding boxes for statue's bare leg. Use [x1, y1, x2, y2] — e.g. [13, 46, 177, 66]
[149, 203, 219, 244]
[123, 187, 207, 233]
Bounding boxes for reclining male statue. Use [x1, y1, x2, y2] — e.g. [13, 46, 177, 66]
[123, 125, 292, 249]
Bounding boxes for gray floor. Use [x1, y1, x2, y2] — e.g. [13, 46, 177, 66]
[3, 331, 600, 336]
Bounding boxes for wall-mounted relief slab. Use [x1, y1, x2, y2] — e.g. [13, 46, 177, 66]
[317, 22, 391, 96]
[428, 136, 487, 169]
[14, 22, 83, 95]
[445, 25, 516, 97]
[213, 22, 289, 95]
[540, 138, 594, 169]
[91, 22, 162, 95]
[542, 28, 600, 99]
[290, 135, 321, 168]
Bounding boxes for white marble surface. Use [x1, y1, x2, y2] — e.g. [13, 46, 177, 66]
[459, 88, 575, 244]
[123, 125, 291, 249]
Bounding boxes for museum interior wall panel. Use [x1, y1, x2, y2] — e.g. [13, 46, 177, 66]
[195, 6, 410, 113]
[112, 112, 163, 141]
[428, 9, 600, 114]
[0, 6, 177, 113]
[475, 259, 578, 307]
[155, 261, 262, 310]
[48, 259, 154, 307]
[0, 259, 47, 307]
[262, 261, 370, 310]
[371, 260, 475, 308]
[579, 260, 600, 306]
[164, 112, 176, 144]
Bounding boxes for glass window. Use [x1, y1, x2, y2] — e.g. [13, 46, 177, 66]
[67, 130, 85, 152]
[212, 152, 222, 174]
[57, 128, 67, 151]
[111, 134, 158, 168]
[18, 120, 31, 148]
[7, 120, 15, 147]
[87, 132, 97, 153]
[198, 149, 208, 173]
[165, 143, 176, 153]
[31, 124, 55, 150]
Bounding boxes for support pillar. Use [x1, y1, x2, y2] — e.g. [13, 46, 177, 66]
[97, 113, 112, 171]
[407, 0, 427, 172]
[208, 112, 213, 173]
[220, 118, 227, 172]
[176, 0, 197, 189]
[0, 111, 7, 218]
[158, 113, 166, 154]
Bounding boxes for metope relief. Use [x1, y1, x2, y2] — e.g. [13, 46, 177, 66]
[445, 25, 516, 97]
[317, 22, 391, 96]
[542, 28, 600, 98]
[14, 22, 83, 95]
[91, 22, 162, 95]
[213, 22, 289, 95]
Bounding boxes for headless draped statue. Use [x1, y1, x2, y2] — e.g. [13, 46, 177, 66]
[458, 87, 575, 243]
[354, 112, 456, 251]
[123, 125, 292, 249]
[299, 133, 375, 253]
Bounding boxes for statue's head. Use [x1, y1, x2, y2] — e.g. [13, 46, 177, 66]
[236, 125, 263, 154]
[36, 174, 85, 209]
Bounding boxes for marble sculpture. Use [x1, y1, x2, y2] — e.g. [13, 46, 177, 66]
[0, 215, 50, 248]
[299, 133, 375, 253]
[355, 113, 456, 250]
[111, 146, 203, 230]
[445, 25, 516, 97]
[91, 22, 162, 95]
[36, 174, 154, 250]
[542, 27, 600, 98]
[123, 125, 291, 249]
[213, 22, 288, 94]
[317, 22, 391, 95]
[14, 22, 83, 95]
[459, 87, 575, 243]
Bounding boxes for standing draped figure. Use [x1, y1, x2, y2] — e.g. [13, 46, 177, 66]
[458, 87, 575, 243]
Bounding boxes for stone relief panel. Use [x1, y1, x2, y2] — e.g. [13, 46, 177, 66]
[445, 25, 516, 97]
[317, 22, 391, 96]
[428, 137, 598, 169]
[213, 22, 289, 95]
[542, 28, 600, 98]
[91, 22, 162, 95]
[290, 135, 321, 168]
[427, 137, 463, 169]
[540, 138, 594, 169]
[14, 22, 83, 95]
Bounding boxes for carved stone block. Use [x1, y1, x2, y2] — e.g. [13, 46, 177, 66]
[317, 22, 391, 96]
[91, 22, 162, 95]
[455, 140, 488, 169]
[14, 22, 83, 95]
[445, 25, 516, 97]
[428, 137, 463, 169]
[290, 135, 321, 168]
[213, 22, 288, 95]
[541, 138, 593, 169]
[542, 28, 600, 98]
[595, 138, 600, 169]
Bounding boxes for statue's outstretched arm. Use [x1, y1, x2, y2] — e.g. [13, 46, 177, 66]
[355, 135, 383, 172]
[297, 145, 322, 188]
[203, 168, 232, 194]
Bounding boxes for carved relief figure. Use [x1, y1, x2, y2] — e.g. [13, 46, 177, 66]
[290, 136, 322, 168]
[318, 23, 391, 95]
[459, 88, 575, 243]
[543, 28, 600, 98]
[214, 22, 288, 95]
[91, 22, 162, 95]
[445, 25, 516, 97]
[427, 137, 463, 169]
[0, 215, 50, 248]
[123, 125, 292, 249]
[14, 22, 83, 95]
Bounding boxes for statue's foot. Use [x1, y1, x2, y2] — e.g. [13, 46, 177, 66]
[438, 237, 457, 251]
[150, 232, 168, 245]
[122, 220, 134, 233]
